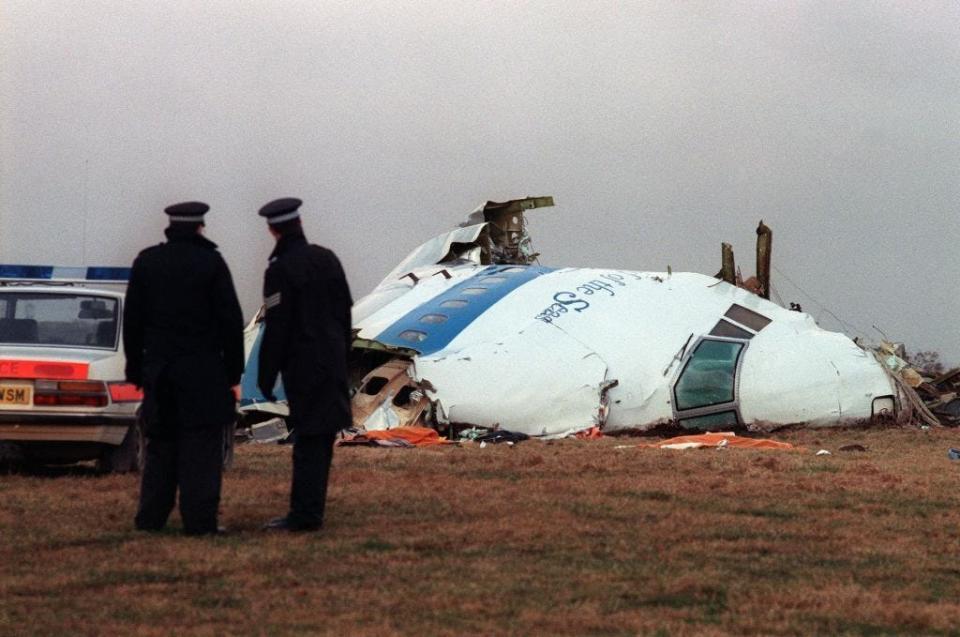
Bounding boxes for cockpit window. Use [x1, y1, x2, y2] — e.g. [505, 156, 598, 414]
[0, 292, 119, 349]
[709, 319, 753, 340]
[674, 339, 744, 411]
[724, 304, 771, 332]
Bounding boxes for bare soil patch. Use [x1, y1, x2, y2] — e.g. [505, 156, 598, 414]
[3, 426, 960, 636]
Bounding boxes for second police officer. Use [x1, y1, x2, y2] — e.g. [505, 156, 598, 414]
[256, 198, 353, 532]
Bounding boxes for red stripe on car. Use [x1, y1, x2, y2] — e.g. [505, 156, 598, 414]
[0, 360, 89, 380]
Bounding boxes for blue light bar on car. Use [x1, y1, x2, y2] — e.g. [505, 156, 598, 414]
[85, 267, 131, 281]
[0, 264, 131, 282]
[0, 265, 53, 279]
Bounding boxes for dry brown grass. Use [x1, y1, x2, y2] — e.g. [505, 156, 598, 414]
[3, 426, 960, 636]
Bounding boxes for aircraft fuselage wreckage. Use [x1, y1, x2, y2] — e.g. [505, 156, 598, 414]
[241, 197, 904, 438]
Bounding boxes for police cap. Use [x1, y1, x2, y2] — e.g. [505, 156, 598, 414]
[258, 198, 303, 225]
[164, 201, 209, 223]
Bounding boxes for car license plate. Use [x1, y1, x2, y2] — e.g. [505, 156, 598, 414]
[0, 383, 32, 408]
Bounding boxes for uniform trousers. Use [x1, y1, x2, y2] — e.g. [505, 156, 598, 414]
[135, 425, 223, 535]
[287, 428, 337, 529]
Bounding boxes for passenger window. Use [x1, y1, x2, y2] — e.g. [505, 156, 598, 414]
[674, 339, 744, 411]
[462, 287, 487, 295]
[362, 377, 388, 395]
[393, 386, 414, 407]
[398, 330, 428, 342]
[480, 276, 507, 284]
[419, 314, 448, 324]
[440, 299, 468, 309]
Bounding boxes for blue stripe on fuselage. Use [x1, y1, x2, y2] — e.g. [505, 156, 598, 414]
[239, 322, 286, 406]
[373, 265, 554, 356]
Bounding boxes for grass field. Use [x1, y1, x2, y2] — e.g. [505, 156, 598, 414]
[3, 426, 960, 636]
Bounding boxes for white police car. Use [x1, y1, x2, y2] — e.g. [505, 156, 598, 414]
[0, 265, 145, 472]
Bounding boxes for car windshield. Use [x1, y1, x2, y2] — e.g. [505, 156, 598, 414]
[0, 292, 119, 349]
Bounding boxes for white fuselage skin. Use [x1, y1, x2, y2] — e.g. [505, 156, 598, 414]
[353, 263, 897, 437]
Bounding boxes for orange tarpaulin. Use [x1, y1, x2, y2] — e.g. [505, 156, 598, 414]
[342, 426, 454, 447]
[575, 426, 604, 440]
[633, 432, 795, 451]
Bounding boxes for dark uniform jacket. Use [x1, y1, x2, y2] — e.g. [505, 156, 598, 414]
[257, 231, 353, 435]
[123, 227, 245, 435]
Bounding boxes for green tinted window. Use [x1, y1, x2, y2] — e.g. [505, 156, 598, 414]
[674, 339, 744, 411]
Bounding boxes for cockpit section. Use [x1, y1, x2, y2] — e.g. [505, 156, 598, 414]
[671, 303, 773, 430]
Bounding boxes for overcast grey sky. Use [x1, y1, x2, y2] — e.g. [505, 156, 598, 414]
[2, 1, 957, 363]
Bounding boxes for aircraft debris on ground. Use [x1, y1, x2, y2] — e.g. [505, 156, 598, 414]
[239, 196, 941, 442]
[873, 340, 959, 427]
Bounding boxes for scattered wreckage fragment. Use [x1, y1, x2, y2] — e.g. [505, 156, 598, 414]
[874, 341, 958, 427]
[925, 368, 960, 426]
[240, 196, 919, 441]
[353, 359, 429, 430]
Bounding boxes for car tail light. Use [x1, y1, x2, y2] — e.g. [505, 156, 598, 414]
[33, 380, 108, 407]
[108, 382, 143, 402]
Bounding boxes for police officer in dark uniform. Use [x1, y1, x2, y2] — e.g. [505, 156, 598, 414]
[123, 202, 244, 536]
[257, 198, 353, 532]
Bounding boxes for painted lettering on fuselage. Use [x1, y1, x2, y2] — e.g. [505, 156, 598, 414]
[534, 271, 645, 324]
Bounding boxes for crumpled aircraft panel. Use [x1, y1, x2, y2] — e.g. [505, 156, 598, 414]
[738, 323, 893, 426]
[413, 321, 609, 437]
[382, 223, 487, 284]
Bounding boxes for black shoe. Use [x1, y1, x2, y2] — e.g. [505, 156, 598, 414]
[262, 516, 321, 532]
